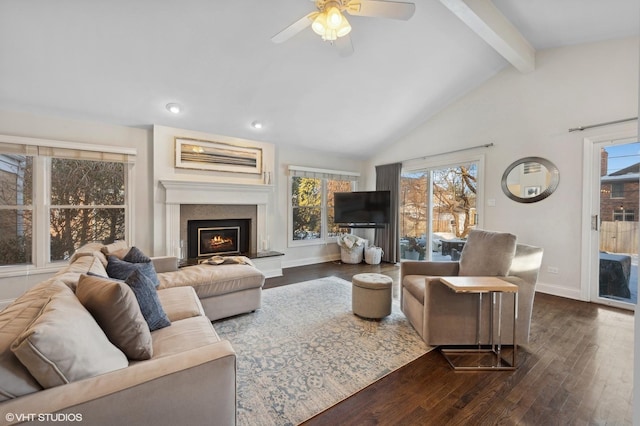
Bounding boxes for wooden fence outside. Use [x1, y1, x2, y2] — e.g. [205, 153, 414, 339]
[600, 221, 638, 254]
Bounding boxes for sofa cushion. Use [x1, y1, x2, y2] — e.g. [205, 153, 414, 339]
[402, 275, 426, 304]
[125, 269, 171, 332]
[55, 256, 108, 291]
[157, 264, 265, 299]
[68, 242, 108, 266]
[0, 279, 72, 401]
[11, 294, 128, 388]
[157, 287, 205, 322]
[77, 274, 153, 360]
[101, 240, 130, 256]
[459, 229, 517, 277]
[151, 316, 221, 359]
[106, 255, 159, 287]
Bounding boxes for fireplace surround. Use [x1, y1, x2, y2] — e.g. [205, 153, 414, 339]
[158, 180, 282, 277]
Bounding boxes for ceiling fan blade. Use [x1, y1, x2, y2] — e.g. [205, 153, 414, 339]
[335, 35, 354, 57]
[271, 12, 316, 44]
[346, 0, 416, 20]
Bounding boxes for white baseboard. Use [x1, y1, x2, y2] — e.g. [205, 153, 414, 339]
[252, 255, 284, 278]
[282, 254, 340, 270]
[535, 281, 584, 301]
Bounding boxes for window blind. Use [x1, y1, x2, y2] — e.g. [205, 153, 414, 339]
[288, 165, 359, 181]
[0, 136, 136, 164]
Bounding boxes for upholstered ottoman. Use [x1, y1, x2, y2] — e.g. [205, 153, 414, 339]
[352, 273, 393, 319]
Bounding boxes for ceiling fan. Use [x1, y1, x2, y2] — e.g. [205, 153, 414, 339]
[271, 0, 416, 56]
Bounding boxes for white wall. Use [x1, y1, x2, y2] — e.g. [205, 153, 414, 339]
[366, 36, 639, 300]
[151, 125, 276, 257]
[150, 126, 366, 267]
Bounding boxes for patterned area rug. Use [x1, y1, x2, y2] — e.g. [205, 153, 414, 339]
[214, 276, 432, 426]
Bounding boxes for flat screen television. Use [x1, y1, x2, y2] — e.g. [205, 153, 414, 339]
[333, 191, 391, 225]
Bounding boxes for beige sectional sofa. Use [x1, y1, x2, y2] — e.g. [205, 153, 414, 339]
[0, 242, 266, 425]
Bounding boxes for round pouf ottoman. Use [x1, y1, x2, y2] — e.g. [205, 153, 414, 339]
[352, 273, 393, 319]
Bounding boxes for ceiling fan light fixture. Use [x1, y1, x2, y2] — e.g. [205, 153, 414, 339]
[323, 28, 338, 41]
[326, 6, 343, 29]
[336, 15, 352, 37]
[311, 13, 328, 36]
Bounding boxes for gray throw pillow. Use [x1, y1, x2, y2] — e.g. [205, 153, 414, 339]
[458, 229, 517, 277]
[77, 274, 153, 360]
[106, 255, 159, 287]
[123, 246, 152, 264]
[125, 269, 171, 331]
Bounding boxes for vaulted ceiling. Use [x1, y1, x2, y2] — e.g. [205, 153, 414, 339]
[0, 0, 638, 158]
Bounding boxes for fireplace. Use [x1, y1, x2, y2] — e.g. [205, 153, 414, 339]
[188, 219, 251, 258]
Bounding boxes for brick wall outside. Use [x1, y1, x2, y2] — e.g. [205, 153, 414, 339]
[600, 181, 640, 221]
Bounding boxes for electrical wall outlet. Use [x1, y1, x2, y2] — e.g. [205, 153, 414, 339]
[547, 266, 559, 274]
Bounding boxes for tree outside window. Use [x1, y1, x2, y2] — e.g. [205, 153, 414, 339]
[0, 153, 128, 266]
[292, 177, 322, 241]
[49, 158, 125, 261]
[290, 175, 353, 243]
[432, 164, 477, 238]
[400, 162, 478, 260]
[327, 179, 352, 237]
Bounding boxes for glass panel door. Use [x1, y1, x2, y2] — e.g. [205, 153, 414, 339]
[596, 140, 639, 307]
[400, 162, 478, 261]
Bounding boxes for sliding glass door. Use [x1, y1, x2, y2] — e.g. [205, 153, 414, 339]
[591, 138, 638, 309]
[400, 161, 479, 261]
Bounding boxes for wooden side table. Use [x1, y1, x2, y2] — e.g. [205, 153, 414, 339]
[439, 276, 519, 371]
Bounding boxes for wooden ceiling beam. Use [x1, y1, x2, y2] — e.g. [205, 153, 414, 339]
[439, 0, 536, 73]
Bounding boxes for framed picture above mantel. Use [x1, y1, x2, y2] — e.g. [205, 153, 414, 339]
[175, 137, 263, 175]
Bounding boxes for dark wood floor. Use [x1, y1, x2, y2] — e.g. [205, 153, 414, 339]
[264, 261, 634, 426]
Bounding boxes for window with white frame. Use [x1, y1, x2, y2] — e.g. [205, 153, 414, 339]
[0, 136, 135, 269]
[288, 166, 359, 245]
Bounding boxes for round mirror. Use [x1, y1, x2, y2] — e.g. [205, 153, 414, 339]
[501, 157, 559, 203]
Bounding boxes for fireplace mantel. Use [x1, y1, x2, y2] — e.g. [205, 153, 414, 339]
[160, 180, 272, 205]
[159, 179, 272, 263]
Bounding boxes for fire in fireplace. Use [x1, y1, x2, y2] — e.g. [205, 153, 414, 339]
[199, 226, 239, 256]
[187, 219, 251, 259]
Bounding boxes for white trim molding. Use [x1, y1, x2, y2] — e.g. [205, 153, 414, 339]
[159, 179, 273, 259]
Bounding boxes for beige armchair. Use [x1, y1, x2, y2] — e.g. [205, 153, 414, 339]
[400, 230, 543, 346]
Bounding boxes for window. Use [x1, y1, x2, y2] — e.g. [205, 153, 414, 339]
[400, 158, 481, 261]
[0, 136, 135, 270]
[611, 182, 625, 198]
[49, 158, 126, 261]
[613, 208, 635, 222]
[288, 166, 359, 245]
[0, 154, 33, 266]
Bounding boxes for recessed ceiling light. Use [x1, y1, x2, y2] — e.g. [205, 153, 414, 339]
[166, 103, 181, 114]
[251, 120, 263, 129]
